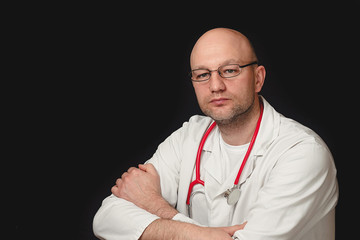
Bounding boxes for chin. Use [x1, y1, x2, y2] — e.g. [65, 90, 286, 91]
[207, 112, 235, 124]
[207, 108, 248, 126]
[213, 116, 235, 125]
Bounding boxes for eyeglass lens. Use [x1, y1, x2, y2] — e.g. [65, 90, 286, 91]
[191, 64, 242, 81]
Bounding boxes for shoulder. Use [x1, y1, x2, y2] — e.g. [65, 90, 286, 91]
[158, 115, 213, 149]
[278, 115, 330, 153]
[150, 115, 213, 167]
[262, 97, 332, 164]
[274, 115, 335, 176]
[174, 115, 213, 139]
[261, 98, 335, 175]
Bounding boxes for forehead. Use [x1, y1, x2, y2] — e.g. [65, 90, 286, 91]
[192, 59, 240, 70]
[190, 34, 251, 69]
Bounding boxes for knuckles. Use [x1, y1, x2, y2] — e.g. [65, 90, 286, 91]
[112, 166, 146, 195]
[124, 167, 142, 178]
[115, 178, 122, 186]
[119, 167, 144, 184]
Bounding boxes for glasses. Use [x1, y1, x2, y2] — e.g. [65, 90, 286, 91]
[190, 61, 258, 82]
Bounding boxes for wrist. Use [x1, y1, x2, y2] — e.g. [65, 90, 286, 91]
[153, 197, 178, 219]
[155, 204, 178, 219]
[146, 195, 178, 219]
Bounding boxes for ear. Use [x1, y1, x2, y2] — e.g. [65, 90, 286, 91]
[254, 65, 266, 93]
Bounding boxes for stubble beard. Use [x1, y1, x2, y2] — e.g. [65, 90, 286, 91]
[202, 95, 255, 127]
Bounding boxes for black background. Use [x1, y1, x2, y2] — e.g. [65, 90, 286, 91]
[8, 3, 359, 239]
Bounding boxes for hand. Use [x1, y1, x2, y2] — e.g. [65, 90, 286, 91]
[112, 163, 178, 219]
[215, 222, 247, 236]
[112, 163, 161, 202]
[194, 223, 247, 240]
[195, 222, 247, 240]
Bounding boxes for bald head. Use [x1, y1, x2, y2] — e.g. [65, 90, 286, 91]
[190, 28, 257, 70]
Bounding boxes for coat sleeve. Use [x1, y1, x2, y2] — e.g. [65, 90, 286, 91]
[93, 120, 197, 239]
[93, 195, 160, 240]
[234, 140, 338, 240]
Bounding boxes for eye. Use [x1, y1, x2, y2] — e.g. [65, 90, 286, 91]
[221, 65, 240, 77]
[224, 69, 236, 73]
[192, 69, 210, 81]
[196, 73, 210, 80]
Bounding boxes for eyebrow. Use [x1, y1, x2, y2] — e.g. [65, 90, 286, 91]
[192, 59, 240, 70]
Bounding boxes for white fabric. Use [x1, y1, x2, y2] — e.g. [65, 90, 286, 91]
[93, 97, 338, 240]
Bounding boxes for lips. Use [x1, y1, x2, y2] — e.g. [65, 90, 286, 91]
[210, 97, 229, 106]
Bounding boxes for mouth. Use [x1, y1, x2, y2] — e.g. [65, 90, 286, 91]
[210, 98, 230, 106]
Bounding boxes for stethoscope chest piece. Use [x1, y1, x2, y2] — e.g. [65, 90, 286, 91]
[224, 186, 241, 205]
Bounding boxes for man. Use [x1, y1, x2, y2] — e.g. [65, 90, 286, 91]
[93, 28, 338, 239]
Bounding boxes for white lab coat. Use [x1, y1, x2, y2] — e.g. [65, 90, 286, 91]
[93, 97, 338, 240]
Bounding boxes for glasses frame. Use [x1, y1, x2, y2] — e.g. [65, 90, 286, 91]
[190, 61, 258, 82]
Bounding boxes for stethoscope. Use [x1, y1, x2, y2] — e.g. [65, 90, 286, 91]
[186, 101, 264, 215]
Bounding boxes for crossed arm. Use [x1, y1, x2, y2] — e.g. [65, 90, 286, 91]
[111, 163, 246, 240]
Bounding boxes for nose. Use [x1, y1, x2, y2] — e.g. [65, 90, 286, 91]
[209, 71, 226, 93]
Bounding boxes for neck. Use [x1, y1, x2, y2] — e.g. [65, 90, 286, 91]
[217, 97, 261, 146]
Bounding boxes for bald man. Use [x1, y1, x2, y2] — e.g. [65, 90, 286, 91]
[93, 28, 338, 240]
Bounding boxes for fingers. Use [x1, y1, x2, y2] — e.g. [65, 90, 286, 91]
[217, 221, 247, 236]
[111, 175, 124, 197]
[127, 167, 137, 173]
[138, 163, 158, 176]
[112, 164, 154, 197]
[116, 177, 122, 186]
[119, 167, 139, 182]
[239, 221, 247, 229]
[111, 184, 120, 197]
[111, 166, 141, 196]
[126, 166, 145, 176]
[231, 221, 247, 232]
[111, 185, 117, 193]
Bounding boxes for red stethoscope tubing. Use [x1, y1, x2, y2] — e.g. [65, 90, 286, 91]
[186, 121, 216, 205]
[186, 102, 264, 205]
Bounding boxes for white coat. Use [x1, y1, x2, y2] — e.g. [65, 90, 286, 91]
[93, 97, 338, 240]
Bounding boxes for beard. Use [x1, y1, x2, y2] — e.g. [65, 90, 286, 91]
[201, 94, 255, 126]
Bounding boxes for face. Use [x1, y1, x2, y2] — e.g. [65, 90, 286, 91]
[190, 30, 265, 125]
